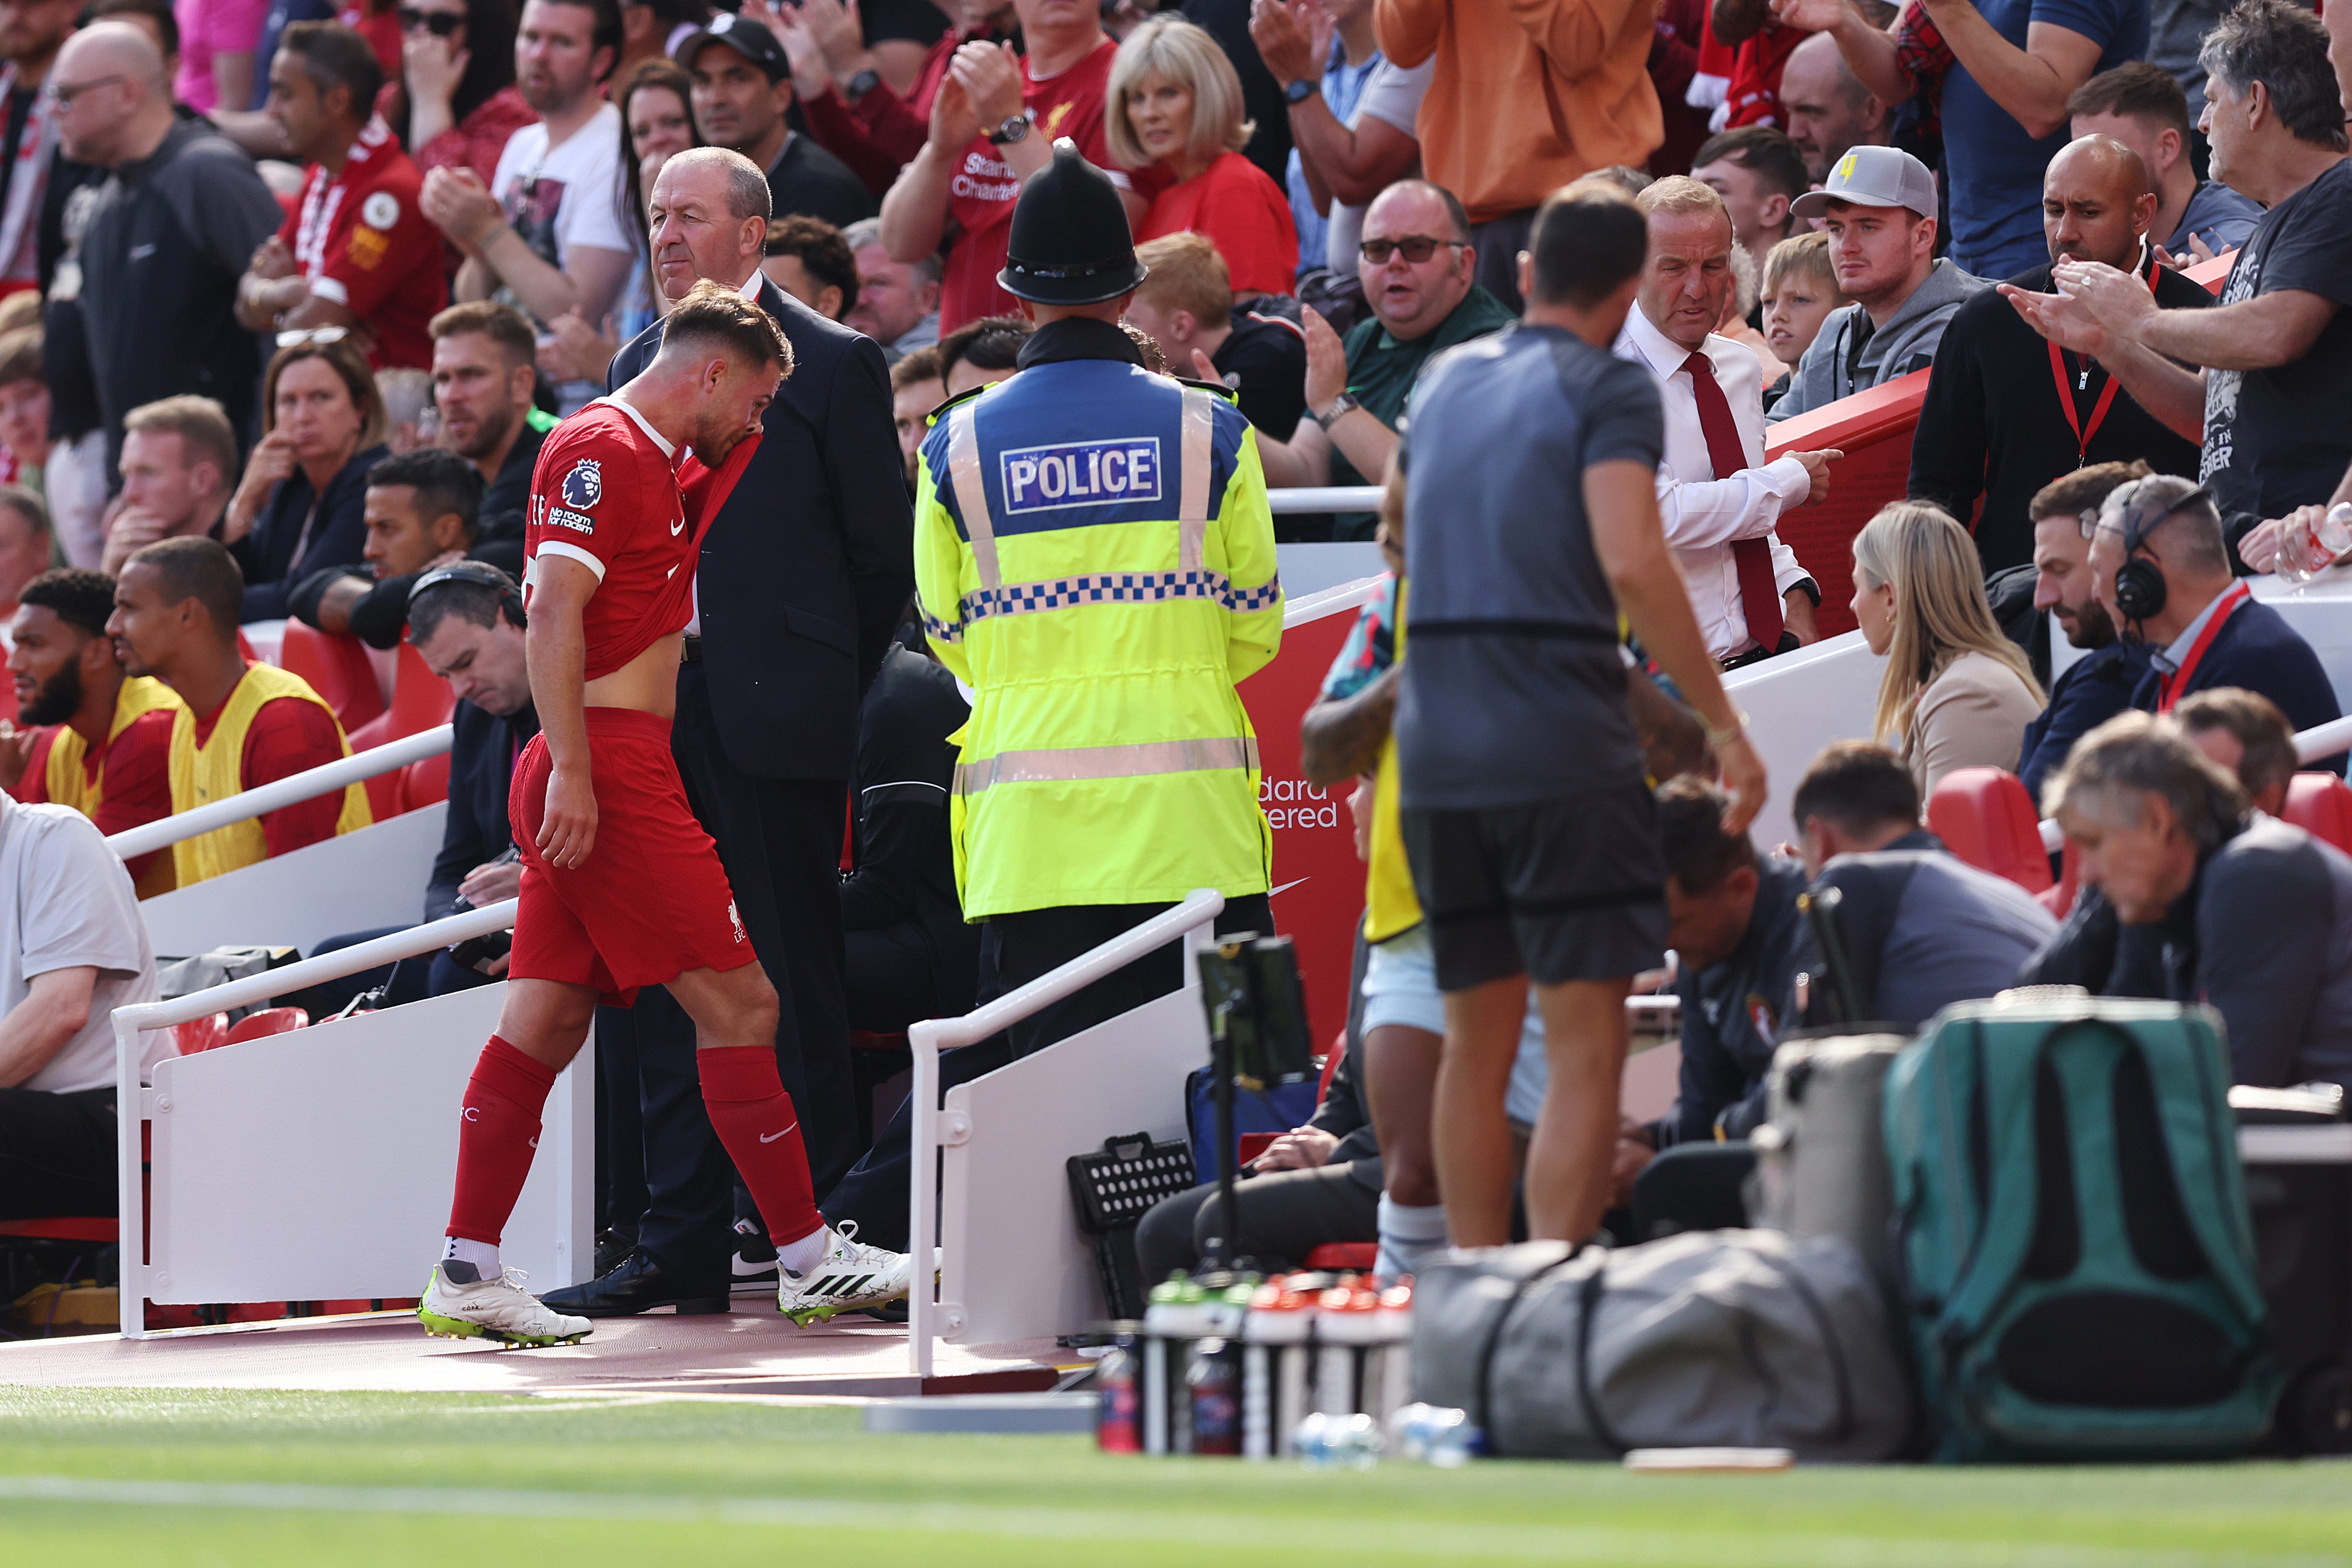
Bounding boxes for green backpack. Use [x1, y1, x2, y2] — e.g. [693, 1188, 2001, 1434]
[1883, 995, 2280, 1461]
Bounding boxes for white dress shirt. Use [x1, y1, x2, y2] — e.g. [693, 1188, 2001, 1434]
[1614, 307, 1814, 659]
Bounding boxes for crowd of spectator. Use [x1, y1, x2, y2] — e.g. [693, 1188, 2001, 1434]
[2, 0, 2352, 1310]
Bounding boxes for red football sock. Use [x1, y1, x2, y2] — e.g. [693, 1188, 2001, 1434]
[445, 1035, 560, 1245]
[698, 1045, 821, 1248]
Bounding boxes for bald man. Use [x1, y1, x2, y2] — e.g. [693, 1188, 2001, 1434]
[1778, 33, 1889, 185]
[55, 23, 285, 475]
[1910, 135, 2214, 576]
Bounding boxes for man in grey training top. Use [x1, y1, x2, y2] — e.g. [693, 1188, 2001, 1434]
[1392, 180, 1767, 1253]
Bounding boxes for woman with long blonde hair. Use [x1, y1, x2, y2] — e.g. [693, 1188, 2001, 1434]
[1851, 501, 2045, 794]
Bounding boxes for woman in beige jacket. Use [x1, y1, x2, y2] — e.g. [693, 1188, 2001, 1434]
[1851, 502, 2046, 796]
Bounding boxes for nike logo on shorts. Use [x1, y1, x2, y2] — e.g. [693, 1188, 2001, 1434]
[759, 1122, 798, 1144]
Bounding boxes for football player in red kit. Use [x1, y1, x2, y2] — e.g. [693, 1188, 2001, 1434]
[419, 282, 913, 1346]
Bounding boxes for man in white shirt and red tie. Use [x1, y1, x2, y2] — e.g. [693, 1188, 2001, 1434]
[1614, 177, 1841, 667]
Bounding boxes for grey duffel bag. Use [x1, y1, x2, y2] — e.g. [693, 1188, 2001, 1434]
[1411, 1230, 1912, 1460]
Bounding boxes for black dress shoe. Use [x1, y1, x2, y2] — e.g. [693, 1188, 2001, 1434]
[594, 1228, 637, 1277]
[539, 1250, 731, 1317]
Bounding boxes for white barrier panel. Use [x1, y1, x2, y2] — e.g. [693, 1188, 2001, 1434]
[1725, 630, 1884, 852]
[911, 891, 1222, 1375]
[139, 803, 447, 956]
[2256, 572, 2352, 708]
[142, 983, 590, 1307]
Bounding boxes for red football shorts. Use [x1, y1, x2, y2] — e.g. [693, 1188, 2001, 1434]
[507, 706, 753, 1006]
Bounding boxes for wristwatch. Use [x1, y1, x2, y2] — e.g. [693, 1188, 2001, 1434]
[1311, 391, 1360, 430]
[1284, 77, 1319, 106]
[988, 112, 1032, 146]
[845, 68, 882, 102]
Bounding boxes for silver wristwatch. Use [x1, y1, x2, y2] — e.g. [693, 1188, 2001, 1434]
[1312, 392, 1360, 430]
[988, 112, 1032, 146]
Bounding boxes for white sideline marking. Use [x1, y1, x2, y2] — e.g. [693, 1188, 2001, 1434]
[0, 1475, 2342, 1566]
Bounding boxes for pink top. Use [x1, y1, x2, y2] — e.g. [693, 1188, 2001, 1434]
[173, 0, 270, 113]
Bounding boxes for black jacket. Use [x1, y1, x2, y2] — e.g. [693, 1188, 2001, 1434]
[426, 697, 539, 920]
[841, 644, 978, 1012]
[477, 419, 549, 543]
[2128, 596, 2344, 772]
[609, 275, 913, 780]
[1660, 856, 1817, 1146]
[236, 443, 392, 623]
[78, 117, 286, 475]
[287, 535, 528, 648]
[2016, 639, 2151, 802]
[1909, 260, 2211, 575]
[768, 133, 875, 228]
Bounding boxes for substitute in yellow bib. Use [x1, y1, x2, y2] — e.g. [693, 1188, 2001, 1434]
[1, 569, 185, 895]
[107, 538, 369, 887]
[913, 138, 1282, 1058]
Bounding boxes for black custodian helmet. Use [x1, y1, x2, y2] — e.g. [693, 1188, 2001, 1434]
[997, 139, 1149, 306]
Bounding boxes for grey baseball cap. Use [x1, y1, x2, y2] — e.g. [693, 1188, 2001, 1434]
[1790, 145, 1939, 221]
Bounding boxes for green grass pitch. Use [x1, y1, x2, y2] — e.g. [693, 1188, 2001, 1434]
[1, 1385, 2349, 1566]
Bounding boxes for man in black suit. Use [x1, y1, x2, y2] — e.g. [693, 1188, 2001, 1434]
[541, 146, 913, 1316]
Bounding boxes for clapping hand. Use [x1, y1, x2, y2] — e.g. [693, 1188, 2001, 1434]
[1998, 281, 2108, 356]
[1248, 0, 1315, 85]
[421, 165, 503, 248]
[1300, 303, 1348, 411]
[927, 61, 980, 152]
[950, 39, 1024, 129]
[0, 721, 35, 792]
[1769, 0, 1852, 32]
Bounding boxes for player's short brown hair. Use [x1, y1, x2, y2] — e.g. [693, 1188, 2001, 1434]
[763, 215, 859, 317]
[2069, 59, 2195, 136]
[122, 395, 239, 486]
[890, 344, 942, 393]
[431, 300, 538, 369]
[658, 278, 792, 375]
[2029, 458, 2152, 525]
[2176, 687, 2299, 801]
[1132, 232, 1232, 331]
[0, 325, 41, 389]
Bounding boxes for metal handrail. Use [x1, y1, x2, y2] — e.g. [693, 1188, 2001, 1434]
[2034, 712, 2352, 855]
[106, 724, 454, 861]
[1266, 487, 1379, 513]
[908, 887, 1224, 1376]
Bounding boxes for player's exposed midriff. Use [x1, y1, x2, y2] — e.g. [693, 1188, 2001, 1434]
[581, 628, 688, 719]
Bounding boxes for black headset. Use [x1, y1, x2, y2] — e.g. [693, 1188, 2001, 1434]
[408, 559, 526, 628]
[2108, 480, 2212, 627]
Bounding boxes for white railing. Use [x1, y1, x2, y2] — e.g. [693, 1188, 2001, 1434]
[2034, 711, 2352, 855]
[909, 888, 1224, 1377]
[111, 898, 518, 1339]
[1267, 487, 1379, 514]
[106, 724, 454, 861]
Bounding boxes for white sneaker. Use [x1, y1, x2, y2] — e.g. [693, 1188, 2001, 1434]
[776, 1222, 913, 1327]
[418, 1264, 592, 1348]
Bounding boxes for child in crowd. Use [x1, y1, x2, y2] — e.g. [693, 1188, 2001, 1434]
[1759, 232, 1847, 413]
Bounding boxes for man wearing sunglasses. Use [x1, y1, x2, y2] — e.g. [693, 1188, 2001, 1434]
[235, 22, 448, 371]
[1254, 179, 1512, 540]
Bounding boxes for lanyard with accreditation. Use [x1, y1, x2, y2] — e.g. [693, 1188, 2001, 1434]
[2156, 579, 2253, 713]
[2049, 246, 2163, 466]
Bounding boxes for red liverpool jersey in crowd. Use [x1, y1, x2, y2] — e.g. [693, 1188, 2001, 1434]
[281, 115, 448, 369]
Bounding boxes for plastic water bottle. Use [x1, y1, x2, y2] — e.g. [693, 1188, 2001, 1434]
[1243, 1278, 1316, 1458]
[1294, 1409, 1383, 1470]
[1388, 1402, 1478, 1468]
[1187, 1337, 1241, 1455]
[1096, 1340, 1142, 1453]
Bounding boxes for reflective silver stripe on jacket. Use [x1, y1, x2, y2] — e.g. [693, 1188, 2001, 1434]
[946, 400, 1000, 590]
[953, 736, 1261, 796]
[1177, 384, 1214, 571]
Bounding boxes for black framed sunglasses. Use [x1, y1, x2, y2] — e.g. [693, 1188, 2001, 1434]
[1359, 235, 1468, 265]
[397, 7, 465, 35]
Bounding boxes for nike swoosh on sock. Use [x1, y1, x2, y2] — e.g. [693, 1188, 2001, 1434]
[758, 1122, 799, 1144]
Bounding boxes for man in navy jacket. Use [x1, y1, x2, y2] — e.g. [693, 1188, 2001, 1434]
[2091, 475, 2340, 767]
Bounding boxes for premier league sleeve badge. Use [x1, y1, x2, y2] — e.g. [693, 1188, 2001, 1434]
[560, 458, 603, 511]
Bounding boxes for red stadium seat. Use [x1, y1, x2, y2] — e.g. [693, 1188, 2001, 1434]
[1237, 1132, 1278, 1164]
[1927, 768, 2053, 894]
[222, 1007, 309, 1045]
[2281, 772, 2352, 855]
[170, 1011, 231, 1055]
[351, 643, 460, 816]
[2038, 839, 2080, 919]
[395, 751, 452, 812]
[278, 622, 387, 734]
[0, 1216, 116, 1242]
[386, 639, 455, 736]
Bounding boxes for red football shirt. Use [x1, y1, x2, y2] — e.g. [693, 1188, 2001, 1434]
[184, 688, 350, 857]
[1135, 151, 1299, 299]
[280, 116, 448, 371]
[939, 37, 1133, 332]
[524, 399, 699, 681]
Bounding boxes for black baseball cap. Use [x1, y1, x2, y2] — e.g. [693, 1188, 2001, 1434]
[673, 11, 787, 82]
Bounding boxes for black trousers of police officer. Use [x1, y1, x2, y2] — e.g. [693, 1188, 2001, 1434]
[619, 663, 865, 1276]
[822, 893, 1274, 1254]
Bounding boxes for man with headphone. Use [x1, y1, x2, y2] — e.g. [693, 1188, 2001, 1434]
[2087, 475, 2340, 753]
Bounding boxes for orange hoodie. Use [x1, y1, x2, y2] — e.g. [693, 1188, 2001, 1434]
[1374, 0, 1665, 224]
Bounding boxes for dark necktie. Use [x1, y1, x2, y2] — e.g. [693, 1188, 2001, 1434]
[1682, 351, 1783, 654]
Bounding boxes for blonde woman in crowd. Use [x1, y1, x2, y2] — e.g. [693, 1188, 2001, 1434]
[1851, 500, 2045, 795]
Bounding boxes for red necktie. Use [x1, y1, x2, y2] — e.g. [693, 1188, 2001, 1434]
[1683, 351, 1783, 654]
